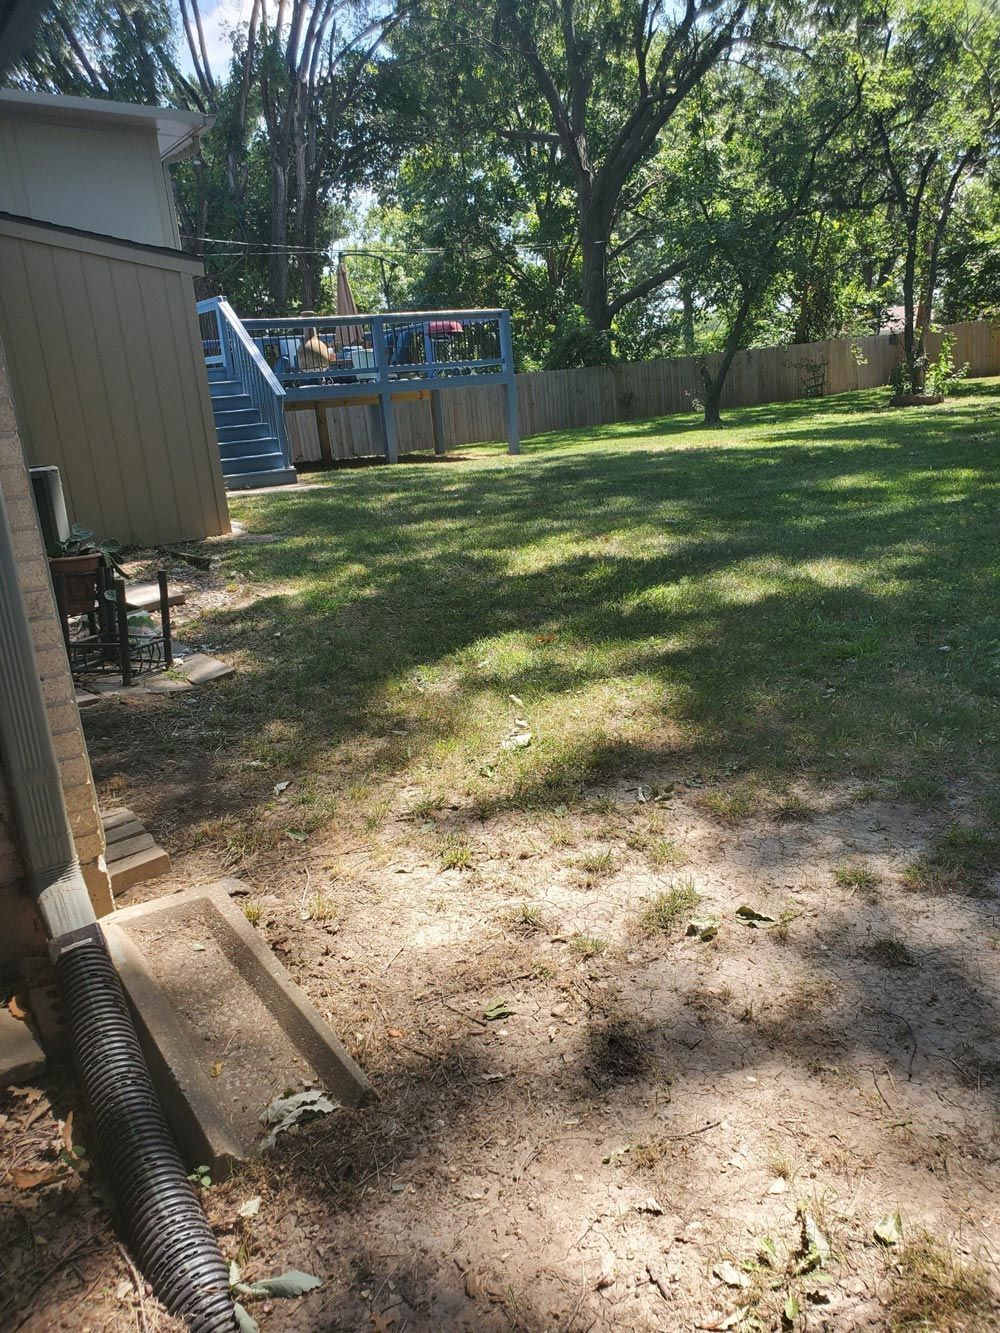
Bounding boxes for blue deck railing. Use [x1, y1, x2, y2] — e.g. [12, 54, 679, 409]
[198, 304, 519, 461]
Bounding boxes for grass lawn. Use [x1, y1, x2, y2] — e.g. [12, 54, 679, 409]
[69, 379, 1000, 1332]
[192, 377, 999, 833]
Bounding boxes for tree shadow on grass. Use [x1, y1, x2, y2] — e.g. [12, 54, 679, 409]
[85, 382, 1000, 842]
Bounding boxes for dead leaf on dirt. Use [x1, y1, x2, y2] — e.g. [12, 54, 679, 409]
[696, 1310, 747, 1330]
[483, 1000, 513, 1021]
[6, 993, 28, 1020]
[274, 781, 291, 795]
[258, 1089, 338, 1150]
[369, 1313, 396, 1332]
[24, 1098, 50, 1128]
[874, 1211, 903, 1246]
[794, 1211, 831, 1274]
[713, 1261, 750, 1289]
[464, 1270, 482, 1299]
[9, 1085, 43, 1104]
[687, 916, 720, 941]
[736, 906, 777, 927]
[237, 1197, 261, 1218]
[596, 1253, 617, 1289]
[211, 1061, 224, 1078]
[386, 1028, 405, 1039]
[12, 1164, 65, 1190]
[636, 1196, 664, 1215]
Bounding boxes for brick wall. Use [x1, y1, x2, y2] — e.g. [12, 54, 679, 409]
[0, 335, 112, 975]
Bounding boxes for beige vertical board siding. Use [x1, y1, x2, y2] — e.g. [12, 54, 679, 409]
[0, 219, 228, 544]
[164, 270, 230, 534]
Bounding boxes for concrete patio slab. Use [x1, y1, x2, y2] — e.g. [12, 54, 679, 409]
[103, 883, 371, 1173]
[0, 1007, 45, 1087]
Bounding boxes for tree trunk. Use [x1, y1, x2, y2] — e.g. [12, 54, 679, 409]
[701, 294, 754, 426]
[269, 159, 290, 312]
[580, 227, 611, 332]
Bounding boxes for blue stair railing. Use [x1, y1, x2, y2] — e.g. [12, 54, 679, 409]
[196, 297, 293, 483]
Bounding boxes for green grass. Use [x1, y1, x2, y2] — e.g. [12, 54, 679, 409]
[117, 381, 1000, 840]
[835, 862, 881, 891]
[637, 878, 701, 934]
[903, 823, 1000, 896]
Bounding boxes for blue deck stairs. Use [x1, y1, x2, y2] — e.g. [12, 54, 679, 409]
[207, 365, 297, 490]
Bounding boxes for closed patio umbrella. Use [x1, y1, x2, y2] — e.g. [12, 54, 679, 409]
[336, 258, 360, 317]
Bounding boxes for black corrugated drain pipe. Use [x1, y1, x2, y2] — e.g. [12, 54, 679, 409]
[0, 478, 238, 1332]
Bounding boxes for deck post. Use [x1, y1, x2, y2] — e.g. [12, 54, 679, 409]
[423, 325, 446, 455]
[371, 315, 399, 463]
[499, 310, 520, 455]
[430, 392, 446, 456]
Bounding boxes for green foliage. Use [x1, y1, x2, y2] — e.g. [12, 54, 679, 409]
[925, 334, 970, 396]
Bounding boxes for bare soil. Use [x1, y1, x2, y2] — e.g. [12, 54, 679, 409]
[4, 553, 1000, 1332]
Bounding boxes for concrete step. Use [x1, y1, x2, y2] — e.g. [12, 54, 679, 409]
[224, 466, 299, 491]
[102, 806, 171, 894]
[103, 884, 371, 1173]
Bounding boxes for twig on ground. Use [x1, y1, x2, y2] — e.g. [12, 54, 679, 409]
[116, 1243, 152, 1333]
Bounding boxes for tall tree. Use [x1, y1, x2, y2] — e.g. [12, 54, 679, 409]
[863, 0, 1000, 389]
[675, 24, 863, 422]
[401, 0, 756, 345]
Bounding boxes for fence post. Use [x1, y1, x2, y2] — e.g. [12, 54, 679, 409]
[499, 310, 520, 455]
[371, 315, 399, 464]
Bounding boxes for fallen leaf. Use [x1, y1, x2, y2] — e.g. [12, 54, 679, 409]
[235, 1269, 322, 1299]
[259, 1089, 338, 1149]
[13, 1164, 65, 1190]
[767, 1177, 787, 1195]
[9, 1086, 43, 1104]
[211, 1061, 224, 1078]
[874, 1211, 903, 1247]
[696, 1310, 747, 1330]
[464, 1270, 482, 1298]
[636, 1196, 664, 1215]
[25, 1098, 50, 1128]
[483, 1000, 514, 1021]
[274, 781, 290, 795]
[783, 1293, 801, 1323]
[501, 731, 532, 750]
[713, 1261, 750, 1289]
[794, 1211, 831, 1274]
[736, 906, 777, 927]
[7, 993, 28, 1020]
[596, 1252, 616, 1290]
[687, 916, 720, 942]
[386, 1028, 405, 1039]
[234, 1302, 259, 1333]
[238, 1197, 261, 1218]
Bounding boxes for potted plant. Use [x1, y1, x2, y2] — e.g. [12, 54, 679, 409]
[48, 525, 123, 615]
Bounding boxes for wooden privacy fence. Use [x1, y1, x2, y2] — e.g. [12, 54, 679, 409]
[285, 320, 1000, 464]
